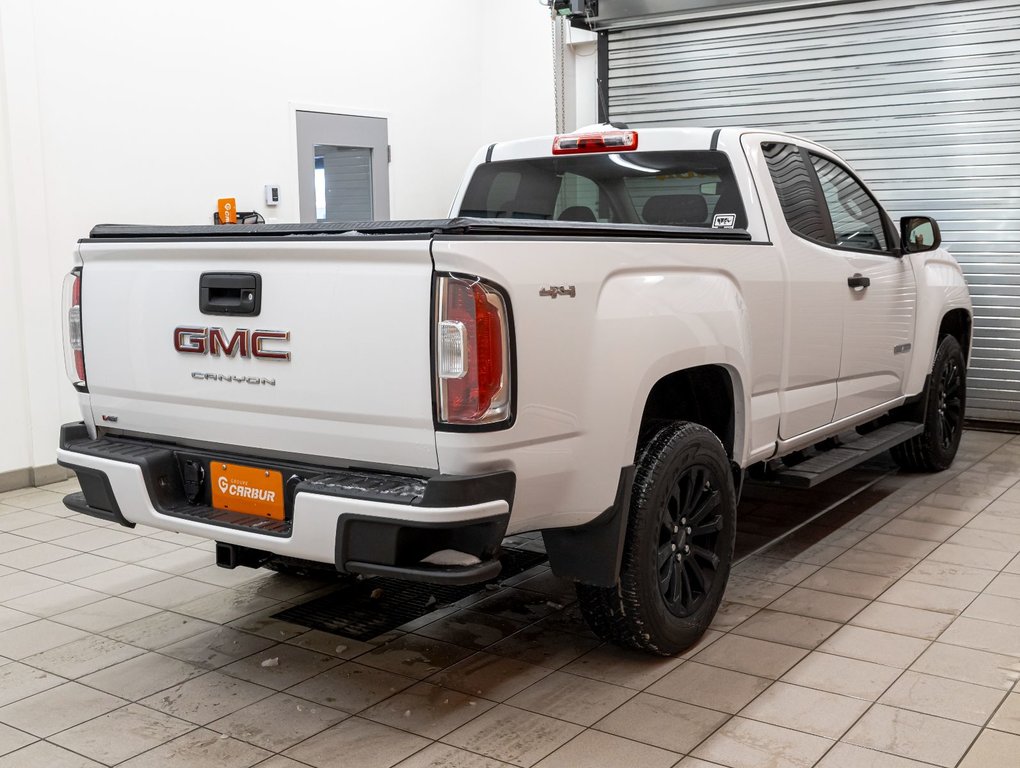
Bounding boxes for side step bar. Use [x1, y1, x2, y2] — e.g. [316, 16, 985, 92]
[771, 421, 924, 489]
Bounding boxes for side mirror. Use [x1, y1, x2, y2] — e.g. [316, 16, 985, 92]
[900, 216, 941, 254]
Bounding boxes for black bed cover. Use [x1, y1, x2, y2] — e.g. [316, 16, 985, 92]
[86, 217, 752, 243]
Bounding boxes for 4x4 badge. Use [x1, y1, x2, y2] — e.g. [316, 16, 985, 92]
[539, 286, 576, 299]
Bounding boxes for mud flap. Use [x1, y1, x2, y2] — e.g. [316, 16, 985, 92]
[541, 465, 635, 588]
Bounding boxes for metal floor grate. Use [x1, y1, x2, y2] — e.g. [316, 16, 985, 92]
[273, 548, 547, 642]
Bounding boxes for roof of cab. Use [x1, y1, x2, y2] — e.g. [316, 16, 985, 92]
[485, 125, 817, 163]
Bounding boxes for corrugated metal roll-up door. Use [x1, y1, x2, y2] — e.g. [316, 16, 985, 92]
[606, 0, 1020, 422]
[317, 146, 374, 221]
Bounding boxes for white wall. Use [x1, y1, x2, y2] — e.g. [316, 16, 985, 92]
[0, 12, 33, 477]
[0, 0, 558, 478]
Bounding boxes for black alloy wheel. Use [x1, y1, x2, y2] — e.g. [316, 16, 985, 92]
[657, 465, 723, 618]
[936, 354, 964, 452]
[891, 334, 967, 472]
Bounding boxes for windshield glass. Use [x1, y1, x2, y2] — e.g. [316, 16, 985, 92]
[459, 151, 747, 229]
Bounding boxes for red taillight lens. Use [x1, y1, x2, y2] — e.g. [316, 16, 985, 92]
[435, 276, 511, 426]
[552, 130, 638, 155]
[62, 269, 86, 388]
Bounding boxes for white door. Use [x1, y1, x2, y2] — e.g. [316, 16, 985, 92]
[806, 151, 917, 421]
[754, 139, 845, 440]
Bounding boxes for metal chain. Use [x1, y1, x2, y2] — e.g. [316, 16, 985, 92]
[554, 13, 571, 132]
[550, 12, 564, 133]
[559, 17, 566, 132]
[550, 11, 556, 131]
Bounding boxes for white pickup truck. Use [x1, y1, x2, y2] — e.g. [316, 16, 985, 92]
[57, 126, 972, 655]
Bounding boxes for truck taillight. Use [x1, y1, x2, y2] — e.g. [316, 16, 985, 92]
[552, 130, 638, 155]
[435, 275, 512, 426]
[62, 269, 86, 389]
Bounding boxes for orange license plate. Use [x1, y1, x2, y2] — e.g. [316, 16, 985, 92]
[211, 462, 285, 520]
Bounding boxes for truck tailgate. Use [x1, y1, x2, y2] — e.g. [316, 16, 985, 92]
[78, 238, 438, 470]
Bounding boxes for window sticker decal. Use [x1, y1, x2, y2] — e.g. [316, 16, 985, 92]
[713, 214, 736, 229]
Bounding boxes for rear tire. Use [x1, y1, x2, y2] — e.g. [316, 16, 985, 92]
[891, 334, 966, 472]
[576, 422, 737, 656]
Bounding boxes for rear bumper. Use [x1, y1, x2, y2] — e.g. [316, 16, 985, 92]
[57, 422, 514, 584]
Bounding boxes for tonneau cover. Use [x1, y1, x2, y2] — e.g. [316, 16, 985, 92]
[87, 217, 752, 241]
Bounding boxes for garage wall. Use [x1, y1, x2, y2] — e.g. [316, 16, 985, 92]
[602, 0, 1020, 423]
[0, 23, 33, 483]
[0, 0, 556, 481]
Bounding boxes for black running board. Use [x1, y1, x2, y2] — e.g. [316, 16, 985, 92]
[772, 421, 924, 489]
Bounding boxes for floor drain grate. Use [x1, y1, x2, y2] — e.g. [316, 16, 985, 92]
[273, 548, 547, 642]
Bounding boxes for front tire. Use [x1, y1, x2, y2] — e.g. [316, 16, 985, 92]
[576, 422, 737, 656]
[892, 334, 966, 472]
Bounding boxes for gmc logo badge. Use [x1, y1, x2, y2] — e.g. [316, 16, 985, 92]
[173, 327, 291, 360]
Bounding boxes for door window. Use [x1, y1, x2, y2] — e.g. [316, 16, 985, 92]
[762, 143, 831, 243]
[314, 146, 373, 221]
[809, 154, 888, 252]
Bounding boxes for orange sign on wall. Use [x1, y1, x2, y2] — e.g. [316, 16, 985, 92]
[217, 197, 237, 224]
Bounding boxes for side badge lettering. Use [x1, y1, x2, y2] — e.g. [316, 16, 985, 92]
[712, 214, 737, 229]
[540, 286, 576, 299]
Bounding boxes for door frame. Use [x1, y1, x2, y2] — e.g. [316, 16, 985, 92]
[290, 103, 391, 223]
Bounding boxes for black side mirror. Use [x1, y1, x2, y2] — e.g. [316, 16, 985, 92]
[900, 216, 941, 254]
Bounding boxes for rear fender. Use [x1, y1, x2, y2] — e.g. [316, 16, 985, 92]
[604, 271, 750, 464]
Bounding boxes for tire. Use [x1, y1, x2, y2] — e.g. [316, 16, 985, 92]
[891, 334, 966, 472]
[576, 421, 737, 656]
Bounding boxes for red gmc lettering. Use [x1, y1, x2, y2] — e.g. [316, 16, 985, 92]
[209, 328, 249, 357]
[174, 327, 207, 354]
[251, 331, 291, 360]
[173, 327, 289, 360]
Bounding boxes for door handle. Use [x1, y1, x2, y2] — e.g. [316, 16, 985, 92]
[847, 273, 871, 290]
[199, 272, 262, 316]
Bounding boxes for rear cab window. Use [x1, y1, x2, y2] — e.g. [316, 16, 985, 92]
[459, 151, 748, 230]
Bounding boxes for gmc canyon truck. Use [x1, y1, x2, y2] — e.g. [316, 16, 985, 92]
[57, 126, 972, 655]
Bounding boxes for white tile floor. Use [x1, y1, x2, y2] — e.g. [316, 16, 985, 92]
[1, 431, 1019, 767]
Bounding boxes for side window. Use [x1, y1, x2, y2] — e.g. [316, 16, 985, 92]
[762, 143, 831, 243]
[810, 154, 888, 252]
